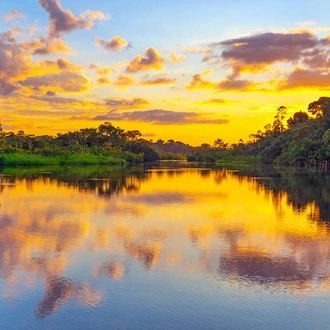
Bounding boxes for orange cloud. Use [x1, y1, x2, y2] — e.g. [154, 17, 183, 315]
[21, 38, 70, 55]
[104, 97, 150, 110]
[196, 98, 241, 106]
[218, 77, 256, 92]
[113, 75, 136, 87]
[97, 77, 111, 85]
[169, 52, 185, 63]
[3, 10, 26, 22]
[96, 67, 111, 75]
[19, 72, 91, 93]
[93, 109, 230, 125]
[183, 46, 209, 54]
[279, 67, 330, 90]
[126, 47, 164, 73]
[95, 36, 128, 51]
[0, 78, 19, 96]
[139, 74, 176, 85]
[186, 74, 217, 90]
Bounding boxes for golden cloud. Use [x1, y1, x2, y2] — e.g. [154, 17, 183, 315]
[19, 71, 91, 93]
[21, 38, 70, 55]
[97, 77, 111, 85]
[186, 74, 217, 90]
[104, 97, 150, 110]
[113, 75, 136, 87]
[139, 74, 176, 85]
[95, 36, 128, 52]
[126, 47, 164, 73]
[169, 52, 185, 63]
[196, 98, 241, 106]
[278, 67, 330, 90]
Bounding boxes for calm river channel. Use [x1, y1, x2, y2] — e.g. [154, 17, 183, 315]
[1, 162, 330, 329]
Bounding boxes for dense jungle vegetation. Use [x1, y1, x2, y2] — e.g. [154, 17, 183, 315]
[1, 96, 330, 166]
[0, 122, 159, 165]
[188, 96, 330, 166]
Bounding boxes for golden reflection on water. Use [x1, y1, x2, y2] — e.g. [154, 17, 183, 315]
[1, 166, 330, 317]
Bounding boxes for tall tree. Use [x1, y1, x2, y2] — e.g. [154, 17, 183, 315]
[0, 120, 5, 151]
[287, 111, 309, 128]
[308, 97, 330, 118]
[272, 106, 287, 133]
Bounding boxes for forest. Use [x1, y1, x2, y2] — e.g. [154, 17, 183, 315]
[0, 122, 159, 165]
[1, 96, 330, 166]
[188, 96, 330, 166]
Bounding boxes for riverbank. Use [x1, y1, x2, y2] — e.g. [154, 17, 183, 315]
[0, 153, 126, 166]
[216, 155, 261, 164]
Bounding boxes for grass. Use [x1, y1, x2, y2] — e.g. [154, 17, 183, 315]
[0, 153, 126, 167]
[215, 155, 261, 164]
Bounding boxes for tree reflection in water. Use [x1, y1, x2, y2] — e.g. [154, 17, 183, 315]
[1, 163, 330, 321]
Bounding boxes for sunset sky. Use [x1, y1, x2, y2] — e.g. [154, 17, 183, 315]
[1, 0, 330, 145]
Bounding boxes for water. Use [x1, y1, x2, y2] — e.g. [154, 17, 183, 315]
[1, 163, 330, 329]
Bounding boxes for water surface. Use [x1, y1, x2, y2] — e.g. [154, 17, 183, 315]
[1, 163, 330, 329]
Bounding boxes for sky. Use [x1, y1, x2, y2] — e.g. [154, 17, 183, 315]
[1, 0, 330, 145]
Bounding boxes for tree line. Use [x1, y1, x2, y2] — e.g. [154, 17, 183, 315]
[0, 122, 160, 163]
[1, 96, 330, 166]
[188, 97, 330, 166]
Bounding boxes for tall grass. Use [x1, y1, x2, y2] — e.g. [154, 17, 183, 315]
[0, 153, 126, 166]
[215, 155, 260, 164]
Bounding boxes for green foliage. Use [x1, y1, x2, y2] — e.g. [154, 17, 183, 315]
[0, 153, 125, 166]
[215, 155, 260, 164]
[308, 97, 330, 118]
[0, 121, 160, 166]
[287, 111, 309, 128]
[0, 154, 57, 166]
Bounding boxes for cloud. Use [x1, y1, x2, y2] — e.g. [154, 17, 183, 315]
[19, 71, 90, 93]
[3, 10, 26, 22]
[218, 77, 256, 91]
[139, 74, 176, 85]
[39, 0, 108, 37]
[0, 31, 31, 91]
[89, 63, 100, 70]
[30, 94, 85, 106]
[0, 78, 19, 96]
[56, 58, 81, 70]
[184, 47, 211, 63]
[97, 77, 111, 85]
[112, 74, 175, 87]
[279, 67, 330, 90]
[302, 49, 330, 69]
[113, 75, 136, 87]
[93, 109, 229, 125]
[95, 36, 127, 51]
[183, 47, 209, 54]
[187, 73, 260, 92]
[21, 37, 70, 55]
[186, 74, 217, 90]
[104, 97, 150, 109]
[211, 31, 321, 74]
[169, 52, 185, 63]
[96, 67, 111, 75]
[126, 47, 164, 73]
[202, 49, 212, 62]
[197, 98, 241, 105]
[89, 61, 127, 74]
[0, 30, 86, 96]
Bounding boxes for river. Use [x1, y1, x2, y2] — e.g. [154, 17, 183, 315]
[1, 162, 330, 329]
